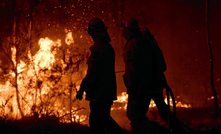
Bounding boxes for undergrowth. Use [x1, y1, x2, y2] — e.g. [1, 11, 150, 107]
[0, 115, 90, 134]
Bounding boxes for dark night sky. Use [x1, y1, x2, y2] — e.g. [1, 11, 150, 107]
[112, 0, 221, 108]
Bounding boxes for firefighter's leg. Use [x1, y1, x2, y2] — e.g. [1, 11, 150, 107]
[101, 102, 125, 134]
[126, 94, 161, 134]
[89, 102, 106, 134]
[152, 93, 185, 134]
[152, 92, 169, 123]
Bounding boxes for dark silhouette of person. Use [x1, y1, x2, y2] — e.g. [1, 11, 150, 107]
[142, 27, 186, 134]
[76, 17, 127, 134]
[120, 18, 185, 134]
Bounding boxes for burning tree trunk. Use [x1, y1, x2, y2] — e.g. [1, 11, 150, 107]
[69, 82, 73, 123]
[206, 0, 219, 119]
[9, 0, 24, 119]
[3, 0, 41, 119]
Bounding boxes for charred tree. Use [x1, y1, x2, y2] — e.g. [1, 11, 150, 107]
[1, 0, 43, 119]
[10, 0, 24, 119]
[206, 0, 219, 119]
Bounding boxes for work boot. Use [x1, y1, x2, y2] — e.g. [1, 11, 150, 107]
[158, 127, 170, 134]
[171, 125, 186, 134]
[115, 128, 131, 134]
[107, 128, 131, 134]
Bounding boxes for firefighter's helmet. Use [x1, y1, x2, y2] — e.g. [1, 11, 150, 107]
[86, 17, 108, 32]
[120, 17, 140, 29]
[142, 27, 154, 38]
[142, 27, 151, 35]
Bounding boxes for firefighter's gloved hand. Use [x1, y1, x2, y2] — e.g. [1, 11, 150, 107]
[76, 90, 84, 100]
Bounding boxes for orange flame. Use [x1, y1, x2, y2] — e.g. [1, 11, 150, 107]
[65, 29, 75, 46]
[112, 92, 191, 111]
[0, 30, 192, 124]
[0, 31, 88, 123]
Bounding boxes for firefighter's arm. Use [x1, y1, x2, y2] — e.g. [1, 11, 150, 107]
[85, 50, 102, 83]
[76, 50, 102, 100]
[133, 40, 153, 89]
[155, 46, 167, 72]
[124, 41, 141, 89]
[81, 50, 103, 89]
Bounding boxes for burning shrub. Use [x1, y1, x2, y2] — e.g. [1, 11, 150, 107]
[0, 31, 89, 123]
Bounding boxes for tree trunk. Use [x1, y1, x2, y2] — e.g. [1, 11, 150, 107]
[11, 0, 24, 119]
[118, 0, 124, 49]
[206, 0, 219, 119]
[70, 83, 73, 123]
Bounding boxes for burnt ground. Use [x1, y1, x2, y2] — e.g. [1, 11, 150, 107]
[0, 108, 221, 134]
[111, 107, 221, 134]
[176, 108, 221, 134]
[0, 116, 90, 134]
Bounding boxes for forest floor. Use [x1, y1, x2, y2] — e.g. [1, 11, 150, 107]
[0, 107, 221, 134]
[111, 107, 221, 134]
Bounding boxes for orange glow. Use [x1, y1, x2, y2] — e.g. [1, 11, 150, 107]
[0, 30, 191, 124]
[112, 92, 191, 111]
[207, 96, 216, 101]
[112, 92, 128, 110]
[33, 37, 60, 71]
[0, 31, 87, 123]
[164, 96, 191, 108]
[11, 46, 16, 65]
[115, 92, 128, 103]
[65, 29, 74, 46]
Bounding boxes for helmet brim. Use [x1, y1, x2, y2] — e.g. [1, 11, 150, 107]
[85, 27, 108, 32]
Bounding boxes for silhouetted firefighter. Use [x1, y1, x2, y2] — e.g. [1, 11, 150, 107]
[120, 17, 185, 134]
[76, 18, 127, 134]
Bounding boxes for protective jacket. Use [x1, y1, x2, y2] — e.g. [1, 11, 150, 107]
[145, 34, 167, 90]
[123, 34, 167, 96]
[80, 37, 117, 102]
